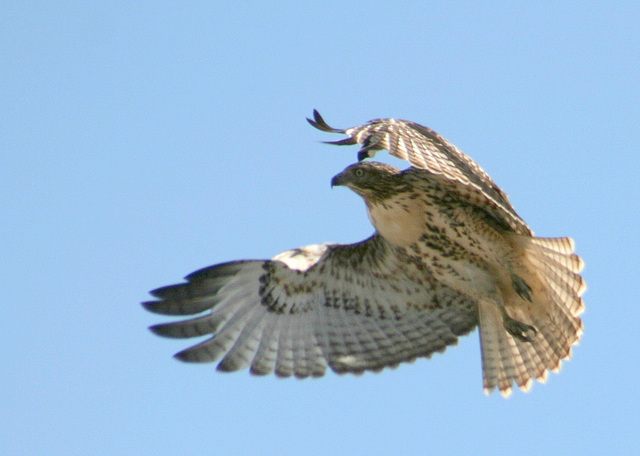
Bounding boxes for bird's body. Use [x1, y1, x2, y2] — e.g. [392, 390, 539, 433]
[337, 164, 511, 302]
[331, 162, 584, 394]
[143, 112, 585, 396]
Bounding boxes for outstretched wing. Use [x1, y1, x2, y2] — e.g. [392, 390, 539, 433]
[143, 235, 478, 378]
[308, 110, 531, 235]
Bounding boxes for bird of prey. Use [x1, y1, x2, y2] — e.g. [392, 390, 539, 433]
[143, 112, 585, 396]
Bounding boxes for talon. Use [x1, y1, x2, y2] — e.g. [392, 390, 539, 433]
[503, 315, 537, 342]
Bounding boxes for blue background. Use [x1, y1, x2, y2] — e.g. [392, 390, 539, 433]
[3, 2, 639, 455]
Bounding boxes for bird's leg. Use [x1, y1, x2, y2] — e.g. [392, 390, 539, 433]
[510, 272, 533, 302]
[500, 307, 537, 342]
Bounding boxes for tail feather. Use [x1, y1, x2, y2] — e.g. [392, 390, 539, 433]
[533, 253, 584, 291]
[478, 302, 534, 396]
[526, 244, 586, 316]
[530, 236, 575, 254]
[479, 235, 585, 396]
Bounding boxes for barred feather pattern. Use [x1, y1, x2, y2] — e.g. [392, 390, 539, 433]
[144, 115, 586, 397]
[308, 110, 531, 235]
[478, 236, 585, 396]
[144, 236, 479, 379]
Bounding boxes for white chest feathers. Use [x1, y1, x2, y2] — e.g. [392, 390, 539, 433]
[367, 195, 425, 247]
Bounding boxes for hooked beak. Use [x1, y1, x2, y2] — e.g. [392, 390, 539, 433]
[331, 171, 347, 188]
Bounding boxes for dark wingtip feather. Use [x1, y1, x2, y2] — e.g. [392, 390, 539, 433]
[141, 300, 157, 311]
[148, 323, 177, 338]
[173, 349, 202, 363]
[323, 137, 358, 146]
[141, 296, 214, 316]
[184, 260, 254, 282]
[141, 299, 181, 315]
[307, 109, 345, 133]
[148, 282, 191, 299]
[173, 352, 190, 362]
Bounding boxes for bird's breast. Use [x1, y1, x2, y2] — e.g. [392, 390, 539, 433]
[367, 196, 425, 247]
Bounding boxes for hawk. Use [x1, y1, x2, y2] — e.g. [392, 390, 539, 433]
[143, 112, 585, 396]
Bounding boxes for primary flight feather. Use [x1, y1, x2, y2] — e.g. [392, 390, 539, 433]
[143, 112, 585, 396]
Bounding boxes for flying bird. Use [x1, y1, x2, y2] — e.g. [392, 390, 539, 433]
[143, 112, 585, 396]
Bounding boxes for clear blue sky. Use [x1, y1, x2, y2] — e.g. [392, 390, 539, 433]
[2, 2, 639, 455]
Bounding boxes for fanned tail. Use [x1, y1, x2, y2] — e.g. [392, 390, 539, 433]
[479, 236, 585, 396]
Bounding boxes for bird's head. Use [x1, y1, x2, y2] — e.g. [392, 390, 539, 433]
[331, 161, 405, 203]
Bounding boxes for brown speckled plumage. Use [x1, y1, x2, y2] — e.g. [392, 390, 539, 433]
[143, 112, 584, 396]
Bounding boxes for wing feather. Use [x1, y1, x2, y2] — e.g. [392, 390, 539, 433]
[308, 110, 531, 235]
[216, 306, 269, 372]
[144, 235, 479, 377]
[249, 315, 280, 376]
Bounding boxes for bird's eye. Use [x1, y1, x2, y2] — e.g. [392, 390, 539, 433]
[354, 169, 365, 177]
